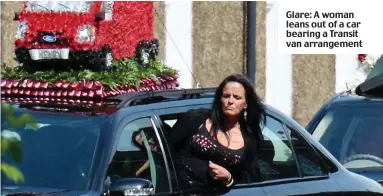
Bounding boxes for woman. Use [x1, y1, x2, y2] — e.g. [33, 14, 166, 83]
[131, 129, 162, 177]
[171, 74, 266, 195]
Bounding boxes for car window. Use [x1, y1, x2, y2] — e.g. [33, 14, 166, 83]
[258, 116, 300, 181]
[107, 117, 170, 194]
[286, 126, 327, 177]
[312, 104, 383, 169]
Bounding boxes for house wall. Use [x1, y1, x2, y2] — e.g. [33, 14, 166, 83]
[1, 1, 23, 68]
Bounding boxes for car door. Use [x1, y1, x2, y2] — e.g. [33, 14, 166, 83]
[152, 105, 266, 196]
[152, 104, 209, 195]
[258, 114, 343, 196]
[107, 111, 176, 196]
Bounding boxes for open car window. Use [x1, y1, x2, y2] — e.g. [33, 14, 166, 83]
[108, 117, 170, 194]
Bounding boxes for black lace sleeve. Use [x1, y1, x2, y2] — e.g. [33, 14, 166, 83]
[170, 108, 211, 150]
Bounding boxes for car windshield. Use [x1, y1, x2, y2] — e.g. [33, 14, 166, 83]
[26, 1, 93, 13]
[1, 107, 102, 191]
[312, 103, 383, 169]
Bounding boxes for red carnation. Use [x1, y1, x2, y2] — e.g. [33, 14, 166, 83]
[358, 54, 366, 62]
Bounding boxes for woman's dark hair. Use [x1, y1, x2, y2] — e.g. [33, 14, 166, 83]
[210, 74, 266, 147]
[131, 130, 146, 152]
[131, 128, 159, 152]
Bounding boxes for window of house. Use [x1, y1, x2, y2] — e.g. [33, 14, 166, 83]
[107, 117, 170, 193]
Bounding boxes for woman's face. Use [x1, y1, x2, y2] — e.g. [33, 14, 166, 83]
[135, 133, 144, 146]
[221, 81, 247, 118]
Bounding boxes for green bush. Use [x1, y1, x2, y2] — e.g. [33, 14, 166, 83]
[1, 103, 38, 183]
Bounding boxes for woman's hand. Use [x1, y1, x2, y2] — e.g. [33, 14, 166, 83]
[208, 161, 232, 183]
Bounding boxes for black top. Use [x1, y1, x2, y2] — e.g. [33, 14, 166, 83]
[170, 108, 261, 194]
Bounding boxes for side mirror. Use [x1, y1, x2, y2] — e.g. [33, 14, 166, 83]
[109, 178, 154, 196]
[14, 12, 20, 21]
[95, 11, 105, 22]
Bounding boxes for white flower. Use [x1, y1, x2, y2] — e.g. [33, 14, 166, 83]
[346, 68, 368, 90]
[345, 54, 383, 91]
[361, 54, 382, 72]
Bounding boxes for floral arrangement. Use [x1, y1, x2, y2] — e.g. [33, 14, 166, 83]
[2, 1, 180, 107]
[357, 54, 382, 74]
[1, 56, 179, 106]
[15, 1, 153, 60]
[345, 54, 383, 90]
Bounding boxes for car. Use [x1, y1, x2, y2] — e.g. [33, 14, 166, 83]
[13, 1, 153, 71]
[307, 73, 383, 188]
[2, 87, 383, 196]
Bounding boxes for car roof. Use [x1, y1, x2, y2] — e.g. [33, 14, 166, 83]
[306, 78, 383, 134]
[3, 87, 293, 120]
[327, 92, 383, 106]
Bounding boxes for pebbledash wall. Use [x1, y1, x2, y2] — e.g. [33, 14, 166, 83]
[0, 1, 360, 126]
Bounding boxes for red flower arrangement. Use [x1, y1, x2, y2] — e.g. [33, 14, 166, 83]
[1, 74, 179, 98]
[15, 1, 153, 60]
[1, 74, 179, 106]
[107, 1, 153, 59]
[3, 1, 180, 107]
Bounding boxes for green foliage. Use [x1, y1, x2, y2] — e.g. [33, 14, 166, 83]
[1, 58, 178, 88]
[1, 103, 38, 184]
[1, 136, 22, 163]
[1, 163, 25, 184]
[2, 103, 38, 130]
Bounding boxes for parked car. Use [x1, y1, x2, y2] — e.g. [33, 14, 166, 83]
[307, 73, 383, 187]
[13, 1, 153, 71]
[2, 87, 383, 196]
